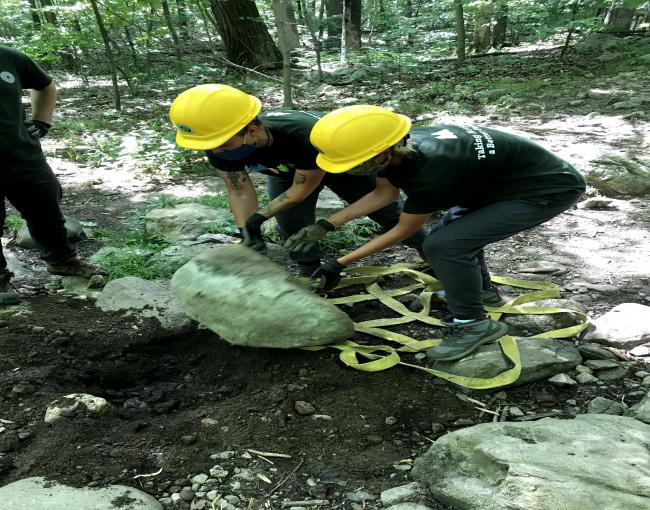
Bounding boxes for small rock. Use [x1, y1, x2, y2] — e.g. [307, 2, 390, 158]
[430, 422, 446, 434]
[191, 474, 209, 485]
[585, 359, 620, 370]
[587, 396, 628, 415]
[577, 372, 599, 384]
[181, 434, 197, 445]
[385, 416, 399, 426]
[210, 451, 235, 460]
[508, 407, 525, 417]
[548, 374, 577, 386]
[179, 487, 194, 501]
[346, 490, 378, 502]
[294, 401, 316, 416]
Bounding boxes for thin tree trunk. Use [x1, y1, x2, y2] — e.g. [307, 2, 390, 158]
[326, 0, 342, 49]
[88, 0, 121, 110]
[177, 0, 190, 41]
[453, 0, 466, 64]
[298, 0, 323, 80]
[161, 0, 183, 64]
[27, 0, 41, 29]
[344, 0, 361, 51]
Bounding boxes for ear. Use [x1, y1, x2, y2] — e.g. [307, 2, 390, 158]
[247, 124, 260, 136]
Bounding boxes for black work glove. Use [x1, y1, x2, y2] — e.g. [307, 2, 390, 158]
[284, 218, 336, 253]
[242, 212, 268, 252]
[309, 260, 346, 292]
[25, 119, 51, 140]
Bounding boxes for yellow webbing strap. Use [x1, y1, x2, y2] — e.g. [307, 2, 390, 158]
[304, 264, 590, 389]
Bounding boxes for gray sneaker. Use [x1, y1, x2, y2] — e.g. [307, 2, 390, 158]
[46, 257, 108, 278]
[481, 286, 507, 307]
[426, 319, 508, 361]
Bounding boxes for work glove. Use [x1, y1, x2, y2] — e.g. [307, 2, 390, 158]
[242, 212, 268, 252]
[284, 218, 336, 253]
[25, 119, 51, 140]
[309, 259, 346, 292]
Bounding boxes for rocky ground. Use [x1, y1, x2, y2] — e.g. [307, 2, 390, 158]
[1, 34, 649, 510]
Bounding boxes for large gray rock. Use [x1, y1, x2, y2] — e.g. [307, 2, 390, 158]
[15, 217, 84, 249]
[586, 155, 650, 196]
[96, 277, 194, 333]
[584, 303, 650, 348]
[144, 203, 231, 242]
[434, 337, 581, 386]
[0, 477, 162, 510]
[44, 393, 112, 424]
[412, 414, 650, 510]
[171, 245, 354, 348]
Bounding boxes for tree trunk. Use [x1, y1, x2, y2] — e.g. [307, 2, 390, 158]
[272, 0, 298, 107]
[472, 1, 492, 52]
[27, 0, 41, 29]
[326, 0, 342, 49]
[210, 0, 282, 69]
[453, 0, 466, 64]
[161, 0, 183, 64]
[39, 0, 58, 25]
[299, 0, 323, 81]
[343, 0, 361, 52]
[177, 0, 190, 41]
[88, 0, 121, 111]
[604, 1, 635, 31]
[492, 1, 507, 48]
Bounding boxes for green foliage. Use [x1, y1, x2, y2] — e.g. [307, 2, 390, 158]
[320, 219, 384, 256]
[3, 214, 23, 234]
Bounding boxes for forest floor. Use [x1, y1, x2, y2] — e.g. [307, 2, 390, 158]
[1, 41, 649, 509]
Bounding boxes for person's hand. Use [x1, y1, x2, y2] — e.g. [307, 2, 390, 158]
[309, 260, 346, 291]
[25, 119, 51, 140]
[284, 218, 336, 253]
[242, 213, 268, 252]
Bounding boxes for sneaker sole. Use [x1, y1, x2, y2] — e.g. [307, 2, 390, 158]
[427, 323, 509, 362]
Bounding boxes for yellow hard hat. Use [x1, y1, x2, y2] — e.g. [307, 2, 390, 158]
[169, 84, 262, 150]
[310, 105, 411, 173]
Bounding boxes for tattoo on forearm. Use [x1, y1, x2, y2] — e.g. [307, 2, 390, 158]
[294, 172, 307, 185]
[260, 192, 299, 217]
[225, 171, 249, 191]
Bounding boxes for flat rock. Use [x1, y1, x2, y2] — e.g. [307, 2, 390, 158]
[433, 337, 581, 387]
[96, 277, 194, 334]
[626, 391, 650, 424]
[0, 477, 162, 509]
[587, 396, 628, 415]
[144, 203, 231, 242]
[584, 303, 650, 348]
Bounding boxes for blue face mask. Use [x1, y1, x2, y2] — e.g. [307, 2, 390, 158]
[214, 134, 257, 161]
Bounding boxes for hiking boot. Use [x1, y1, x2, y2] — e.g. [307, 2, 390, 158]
[426, 319, 508, 361]
[46, 257, 108, 278]
[481, 285, 507, 307]
[0, 269, 20, 306]
[298, 262, 321, 277]
[0, 269, 13, 293]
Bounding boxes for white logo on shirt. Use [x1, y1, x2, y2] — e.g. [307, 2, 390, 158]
[0, 71, 16, 84]
[265, 112, 291, 117]
[431, 129, 457, 140]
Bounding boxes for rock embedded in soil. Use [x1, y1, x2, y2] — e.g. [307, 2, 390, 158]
[44, 393, 112, 424]
[0, 476, 162, 510]
[587, 396, 628, 415]
[584, 303, 650, 348]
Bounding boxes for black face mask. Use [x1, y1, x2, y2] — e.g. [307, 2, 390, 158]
[347, 156, 391, 176]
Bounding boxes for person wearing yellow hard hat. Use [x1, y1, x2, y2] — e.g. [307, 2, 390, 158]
[169, 84, 427, 276]
[285, 105, 585, 361]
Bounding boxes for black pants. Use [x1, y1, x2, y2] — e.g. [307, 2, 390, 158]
[268, 172, 427, 265]
[0, 156, 75, 271]
[423, 190, 584, 320]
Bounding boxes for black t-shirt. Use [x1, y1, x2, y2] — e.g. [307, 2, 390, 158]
[379, 125, 586, 214]
[0, 45, 52, 163]
[206, 110, 322, 177]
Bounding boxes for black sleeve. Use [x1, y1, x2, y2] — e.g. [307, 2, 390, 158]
[16, 50, 52, 90]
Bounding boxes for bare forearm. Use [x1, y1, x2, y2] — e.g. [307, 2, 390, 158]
[229, 190, 259, 227]
[259, 189, 306, 218]
[328, 190, 398, 227]
[259, 170, 322, 218]
[31, 83, 57, 124]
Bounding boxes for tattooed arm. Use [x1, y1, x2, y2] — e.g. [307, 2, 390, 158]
[258, 169, 324, 218]
[218, 170, 259, 228]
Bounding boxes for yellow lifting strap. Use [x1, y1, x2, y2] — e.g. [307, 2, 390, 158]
[305, 264, 590, 390]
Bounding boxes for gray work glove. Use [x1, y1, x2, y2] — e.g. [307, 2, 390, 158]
[25, 119, 51, 139]
[284, 218, 336, 253]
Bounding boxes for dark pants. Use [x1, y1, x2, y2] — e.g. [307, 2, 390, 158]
[0, 156, 74, 271]
[268, 172, 427, 265]
[423, 190, 584, 320]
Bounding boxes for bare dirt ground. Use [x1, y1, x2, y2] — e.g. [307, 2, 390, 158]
[1, 45, 649, 509]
